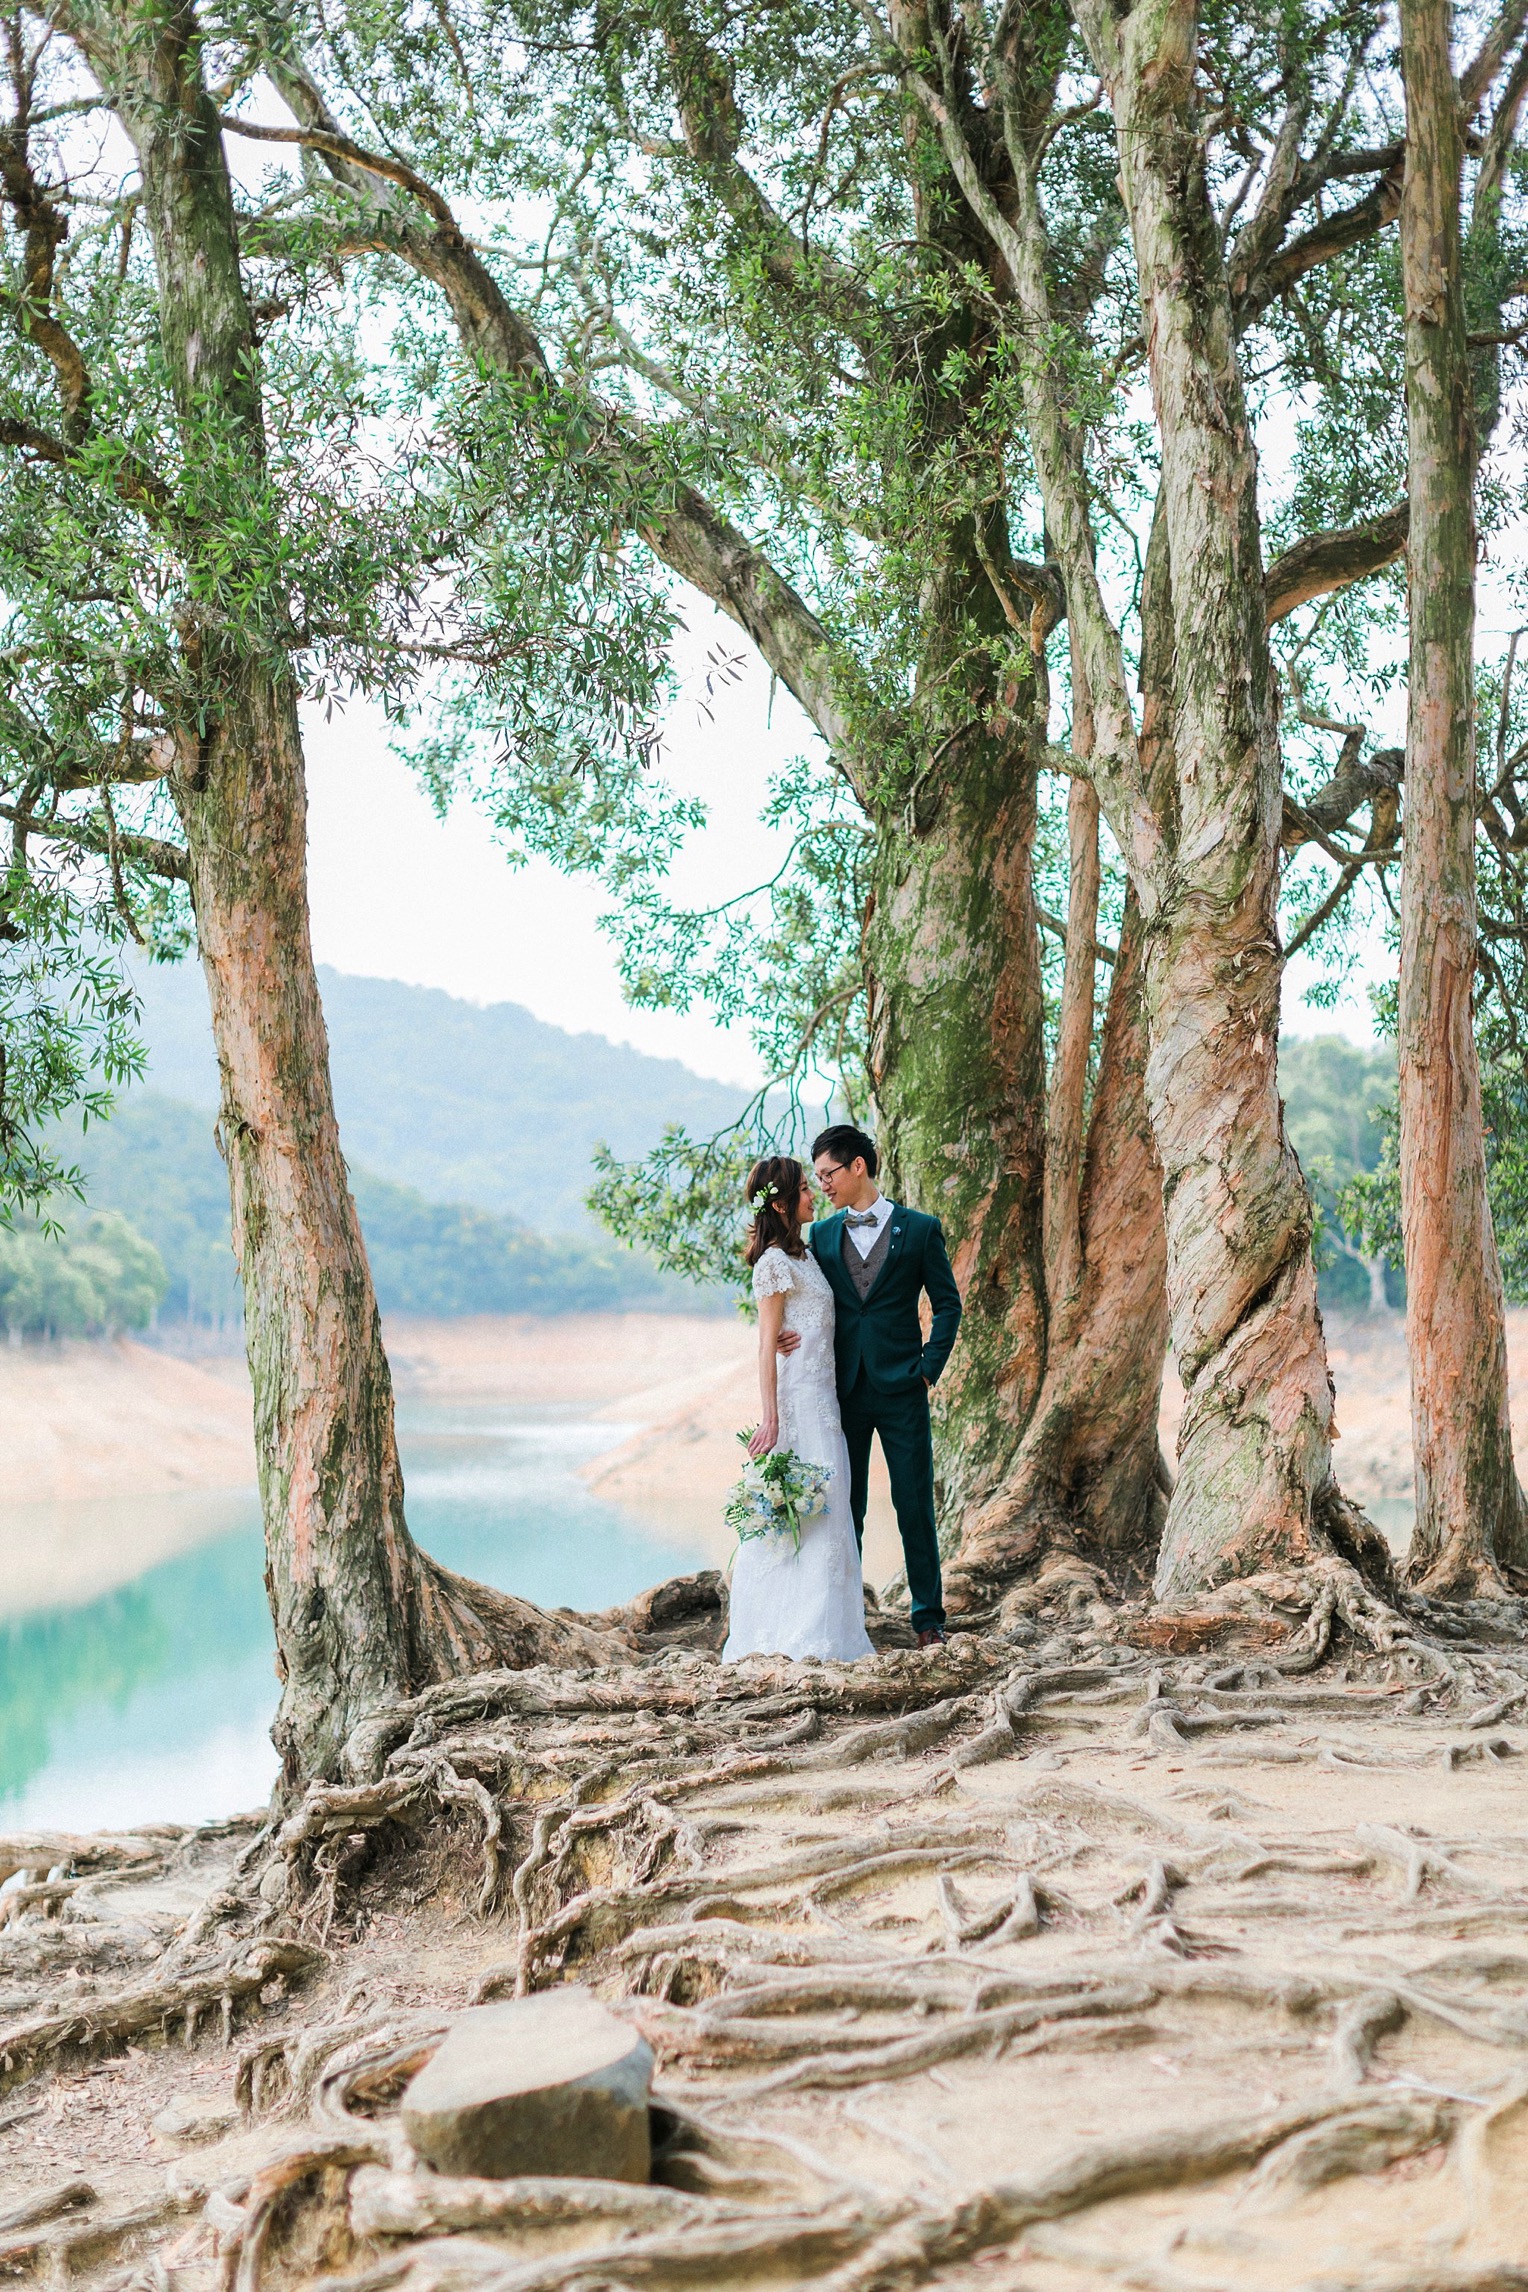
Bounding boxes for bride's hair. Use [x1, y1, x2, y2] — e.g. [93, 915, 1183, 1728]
[743, 1156, 807, 1266]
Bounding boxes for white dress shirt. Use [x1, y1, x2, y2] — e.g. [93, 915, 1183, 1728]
[844, 1191, 895, 1258]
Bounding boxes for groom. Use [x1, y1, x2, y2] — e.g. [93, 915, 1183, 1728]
[802, 1123, 962, 1647]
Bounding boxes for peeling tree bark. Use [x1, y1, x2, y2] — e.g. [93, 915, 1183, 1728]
[1093, 4, 1337, 1598]
[1397, 0, 1528, 1593]
[943, 522, 1177, 1608]
[945, 893, 1169, 1605]
[868, 710, 1050, 1530]
[1043, 757, 1100, 1308]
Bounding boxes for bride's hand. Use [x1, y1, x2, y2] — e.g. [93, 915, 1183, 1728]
[748, 1413, 779, 1460]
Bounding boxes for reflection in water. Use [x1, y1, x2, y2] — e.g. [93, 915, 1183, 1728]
[0, 1406, 708, 1830]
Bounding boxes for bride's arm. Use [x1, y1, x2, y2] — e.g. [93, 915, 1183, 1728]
[748, 1290, 786, 1459]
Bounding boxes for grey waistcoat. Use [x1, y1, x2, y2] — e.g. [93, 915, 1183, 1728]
[845, 1217, 894, 1300]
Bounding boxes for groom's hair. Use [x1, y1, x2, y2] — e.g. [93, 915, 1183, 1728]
[811, 1123, 879, 1178]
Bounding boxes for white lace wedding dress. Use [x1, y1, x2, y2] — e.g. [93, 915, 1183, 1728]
[722, 1244, 874, 1663]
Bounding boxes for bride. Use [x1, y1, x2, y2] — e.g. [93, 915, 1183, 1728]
[722, 1155, 873, 1663]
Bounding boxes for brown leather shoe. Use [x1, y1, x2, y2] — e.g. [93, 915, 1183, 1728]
[916, 1627, 948, 1649]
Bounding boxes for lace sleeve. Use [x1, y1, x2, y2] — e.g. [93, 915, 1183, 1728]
[751, 1249, 795, 1302]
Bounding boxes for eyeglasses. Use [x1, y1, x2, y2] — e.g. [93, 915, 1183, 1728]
[815, 1164, 849, 1181]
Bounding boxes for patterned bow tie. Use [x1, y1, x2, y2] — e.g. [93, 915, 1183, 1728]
[845, 1209, 881, 1228]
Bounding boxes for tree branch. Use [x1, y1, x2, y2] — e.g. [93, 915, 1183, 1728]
[252, 55, 862, 785]
[1232, 6, 1528, 330]
[1264, 504, 1409, 624]
[1038, 903, 1116, 963]
[1461, 0, 1528, 112]
[0, 23, 92, 443]
[0, 415, 171, 518]
[656, 17, 882, 358]
[216, 112, 459, 230]
[1280, 735, 1404, 851]
[863, 0, 1154, 877]
[0, 801, 189, 880]
[1232, 155, 1406, 327]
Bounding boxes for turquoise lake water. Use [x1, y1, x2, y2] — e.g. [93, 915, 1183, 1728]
[0, 1403, 709, 1832]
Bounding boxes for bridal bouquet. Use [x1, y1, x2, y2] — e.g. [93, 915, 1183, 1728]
[725, 1433, 834, 1552]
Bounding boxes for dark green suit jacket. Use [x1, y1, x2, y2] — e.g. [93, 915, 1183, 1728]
[809, 1203, 963, 1401]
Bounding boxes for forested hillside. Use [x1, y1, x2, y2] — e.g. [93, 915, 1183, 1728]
[129, 961, 750, 1231]
[18, 1031, 1397, 1340]
[4, 960, 754, 1335]
[24, 1092, 712, 1334]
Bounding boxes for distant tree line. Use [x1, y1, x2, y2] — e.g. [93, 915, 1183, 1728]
[0, 1212, 165, 1340]
[5, 1094, 704, 1337]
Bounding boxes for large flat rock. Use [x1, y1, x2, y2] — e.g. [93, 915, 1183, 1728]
[401, 1990, 653, 2183]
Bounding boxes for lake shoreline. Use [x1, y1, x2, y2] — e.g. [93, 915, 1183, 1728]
[0, 1312, 752, 1622]
[17, 1303, 1528, 1626]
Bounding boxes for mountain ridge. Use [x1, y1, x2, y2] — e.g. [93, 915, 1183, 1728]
[129, 960, 753, 1232]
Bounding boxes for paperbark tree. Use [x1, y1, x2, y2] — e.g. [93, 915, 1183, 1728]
[1397, 0, 1528, 1592]
[0, 2, 618, 1794]
[1090, 0, 1333, 1596]
[873, 0, 1528, 1600]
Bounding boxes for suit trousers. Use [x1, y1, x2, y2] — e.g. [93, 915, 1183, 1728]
[840, 1367, 944, 1633]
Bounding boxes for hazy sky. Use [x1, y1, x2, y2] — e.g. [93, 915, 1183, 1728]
[303, 589, 1388, 1087]
[303, 604, 802, 1088]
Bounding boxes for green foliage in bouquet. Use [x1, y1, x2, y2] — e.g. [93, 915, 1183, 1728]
[724, 1432, 834, 1553]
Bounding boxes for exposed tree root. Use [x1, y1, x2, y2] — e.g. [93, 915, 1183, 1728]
[0, 1938, 323, 2094]
[15, 1576, 1528, 2292]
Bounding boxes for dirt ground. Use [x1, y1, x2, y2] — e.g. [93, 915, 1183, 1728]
[6, 1620, 1528, 2292]
[0, 1341, 253, 1511]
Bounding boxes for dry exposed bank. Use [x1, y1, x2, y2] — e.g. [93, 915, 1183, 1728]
[0, 1315, 752, 1619]
[10, 1306, 1528, 1623]
[0, 1313, 752, 1511]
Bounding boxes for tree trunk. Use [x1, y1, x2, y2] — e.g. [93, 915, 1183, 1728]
[1397, 0, 1528, 1593]
[1081, 1, 1339, 1600]
[1043, 772, 1100, 1310]
[175, 678, 615, 1792]
[944, 892, 1169, 1609]
[867, 718, 1050, 1529]
[75, 0, 618, 1794]
[1365, 1253, 1391, 1316]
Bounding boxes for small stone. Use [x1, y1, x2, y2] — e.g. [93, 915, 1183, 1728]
[401, 1990, 652, 2184]
[151, 2095, 239, 2152]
